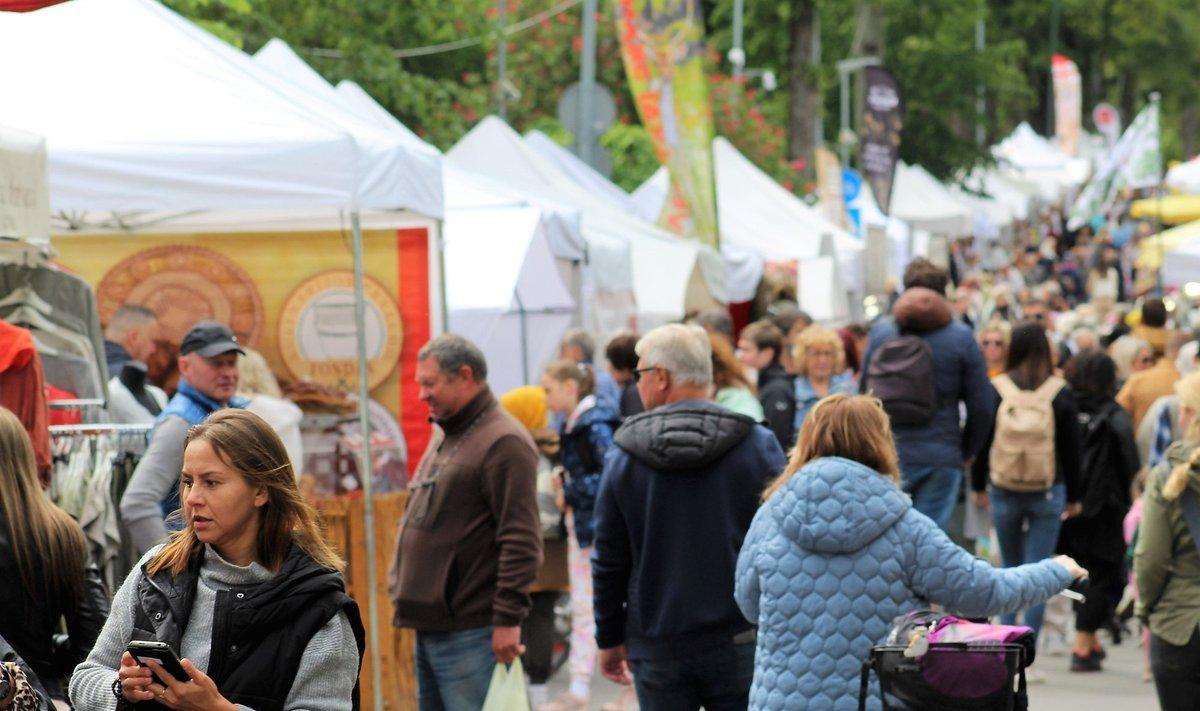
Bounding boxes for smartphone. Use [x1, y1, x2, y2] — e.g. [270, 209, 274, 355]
[126, 641, 191, 682]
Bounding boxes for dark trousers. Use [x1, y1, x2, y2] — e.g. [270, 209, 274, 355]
[1073, 557, 1122, 633]
[1151, 626, 1200, 711]
[520, 591, 560, 684]
[628, 639, 756, 711]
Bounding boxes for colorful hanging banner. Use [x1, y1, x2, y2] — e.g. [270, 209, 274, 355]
[859, 66, 904, 216]
[613, 0, 719, 248]
[1052, 54, 1082, 156]
[1068, 99, 1161, 229]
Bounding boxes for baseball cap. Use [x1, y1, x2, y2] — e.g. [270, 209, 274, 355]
[179, 321, 245, 358]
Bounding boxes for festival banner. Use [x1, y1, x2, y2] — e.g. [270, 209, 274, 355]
[859, 66, 904, 216]
[1068, 99, 1161, 229]
[613, 0, 719, 248]
[1052, 54, 1082, 156]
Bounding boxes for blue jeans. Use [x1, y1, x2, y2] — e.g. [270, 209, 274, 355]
[415, 627, 494, 711]
[628, 639, 756, 711]
[901, 466, 962, 532]
[990, 484, 1065, 641]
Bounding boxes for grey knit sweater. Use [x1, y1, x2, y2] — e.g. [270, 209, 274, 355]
[69, 546, 359, 711]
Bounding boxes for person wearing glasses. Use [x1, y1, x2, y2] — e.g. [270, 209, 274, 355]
[392, 335, 542, 711]
[978, 322, 1012, 378]
[1119, 331, 1191, 432]
[592, 324, 786, 710]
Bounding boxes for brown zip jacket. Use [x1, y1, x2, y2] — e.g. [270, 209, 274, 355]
[389, 388, 542, 631]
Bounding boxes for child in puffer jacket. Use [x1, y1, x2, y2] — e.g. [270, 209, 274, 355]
[735, 394, 1086, 711]
[540, 360, 620, 711]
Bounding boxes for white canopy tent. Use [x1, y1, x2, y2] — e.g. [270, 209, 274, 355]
[524, 131, 640, 214]
[0, 3, 439, 703]
[890, 162, 974, 237]
[254, 39, 444, 219]
[628, 139, 865, 311]
[992, 122, 1091, 201]
[328, 78, 585, 383]
[960, 167, 1040, 223]
[449, 116, 726, 331]
[631, 168, 669, 224]
[1167, 157, 1200, 195]
[0, 123, 50, 244]
[848, 180, 922, 284]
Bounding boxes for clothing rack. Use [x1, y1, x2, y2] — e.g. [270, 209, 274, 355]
[50, 422, 153, 436]
[49, 398, 107, 410]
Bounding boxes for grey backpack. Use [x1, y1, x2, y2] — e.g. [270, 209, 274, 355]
[867, 334, 937, 426]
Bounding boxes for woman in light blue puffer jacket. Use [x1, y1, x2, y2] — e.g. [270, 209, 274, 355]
[735, 394, 1086, 711]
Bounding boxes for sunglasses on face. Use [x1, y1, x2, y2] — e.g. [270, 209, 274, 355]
[633, 366, 659, 383]
[982, 340, 1004, 347]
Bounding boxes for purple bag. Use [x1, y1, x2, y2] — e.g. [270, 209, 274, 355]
[886, 611, 1035, 700]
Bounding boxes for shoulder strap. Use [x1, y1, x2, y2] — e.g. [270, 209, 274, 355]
[1034, 375, 1066, 401]
[992, 374, 1019, 400]
[1180, 488, 1200, 560]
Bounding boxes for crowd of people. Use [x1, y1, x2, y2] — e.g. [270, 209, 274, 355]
[6, 203, 1200, 711]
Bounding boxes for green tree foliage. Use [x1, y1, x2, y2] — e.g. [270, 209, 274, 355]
[169, 0, 1200, 194]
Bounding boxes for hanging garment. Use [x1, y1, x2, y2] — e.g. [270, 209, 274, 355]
[0, 321, 51, 485]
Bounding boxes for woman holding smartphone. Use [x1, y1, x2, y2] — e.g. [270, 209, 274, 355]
[69, 409, 364, 711]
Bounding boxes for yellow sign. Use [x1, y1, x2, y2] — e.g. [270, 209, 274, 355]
[277, 270, 403, 392]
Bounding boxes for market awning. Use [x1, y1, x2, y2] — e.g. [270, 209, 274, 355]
[0, 123, 49, 243]
[1135, 219, 1200, 271]
[1129, 195, 1200, 226]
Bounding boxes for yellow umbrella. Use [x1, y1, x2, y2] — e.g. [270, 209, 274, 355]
[1136, 219, 1200, 270]
[1130, 195, 1200, 225]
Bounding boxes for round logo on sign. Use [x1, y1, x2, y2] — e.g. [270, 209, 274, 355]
[1093, 102, 1118, 128]
[277, 270, 402, 392]
[96, 245, 264, 349]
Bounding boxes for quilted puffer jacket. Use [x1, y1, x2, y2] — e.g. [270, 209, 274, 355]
[735, 456, 1073, 710]
[559, 395, 620, 548]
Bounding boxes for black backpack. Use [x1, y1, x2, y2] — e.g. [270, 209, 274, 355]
[866, 333, 937, 426]
[1078, 403, 1132, 517]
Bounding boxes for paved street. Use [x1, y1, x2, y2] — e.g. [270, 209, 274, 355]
[546, 626, 1161, 709]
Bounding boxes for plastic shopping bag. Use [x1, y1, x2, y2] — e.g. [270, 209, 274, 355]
[481, 658, 528, 711]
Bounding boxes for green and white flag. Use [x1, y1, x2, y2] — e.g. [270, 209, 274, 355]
[1068, 99, 1160, 229]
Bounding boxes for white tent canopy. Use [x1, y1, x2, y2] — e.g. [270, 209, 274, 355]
[0, 123, 50, 243]
[523, 131, 639, 214]
[443, 203, 576, 394]
[992, 122, 1091, 201]
[960, 167, 1039, 223]
[1167, 157, 1200, 195]
[631, 167, 669, 224]
[0, 0, 401, 213]
[253, 39, 444, 218]
[890, 162, 974, 237]
[629, 139, 865, 306]
[449, 117, 725, 330]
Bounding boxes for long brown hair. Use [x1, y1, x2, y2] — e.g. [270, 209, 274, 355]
[710, 332, 754, 392]
[763, 394, 900, 501]
[147, 409, 343, 576]
[0, 407, 86, 606]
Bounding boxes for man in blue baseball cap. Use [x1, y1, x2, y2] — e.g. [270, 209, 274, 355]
[120, 321, 249, 554]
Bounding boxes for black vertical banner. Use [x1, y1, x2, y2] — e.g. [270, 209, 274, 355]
[860, 66, 904, 215]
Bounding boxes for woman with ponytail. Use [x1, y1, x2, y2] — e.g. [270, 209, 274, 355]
[539, 360, 621, 711]
[1136, 370, 1200, 710]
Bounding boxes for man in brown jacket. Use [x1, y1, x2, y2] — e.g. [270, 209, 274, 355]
[391, 334, 542, 711]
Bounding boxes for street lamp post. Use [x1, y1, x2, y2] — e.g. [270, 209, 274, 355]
[836, 55, 881, 166]
[578, 0, 598, 166]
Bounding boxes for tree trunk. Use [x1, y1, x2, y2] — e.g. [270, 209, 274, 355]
[1183, 104, 1199, 159]
[786, 0, 818, 167]
[850, 0, 885, 131]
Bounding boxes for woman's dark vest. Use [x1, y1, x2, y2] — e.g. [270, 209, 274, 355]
[131, 545, 365, 711]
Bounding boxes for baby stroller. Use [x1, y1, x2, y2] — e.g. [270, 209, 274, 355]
[858, 611, 1034, 711]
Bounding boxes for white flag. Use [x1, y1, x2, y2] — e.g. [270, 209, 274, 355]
[1068, 100, 1160, 229]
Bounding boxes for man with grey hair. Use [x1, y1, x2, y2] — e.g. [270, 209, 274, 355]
[591, 324, 786, 709]
[391, 333, 541, 711]
[560, 328, 621, 411]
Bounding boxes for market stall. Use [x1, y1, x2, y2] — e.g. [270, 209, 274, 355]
[890, 162, 975, 237]
[0, 1, 444, 706]
[1130, 195, 1200, 226]
[447, 116, 727, 332]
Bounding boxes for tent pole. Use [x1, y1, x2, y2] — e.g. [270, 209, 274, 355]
[350, 211, 384, 711]
[516, 290, 530, 384]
